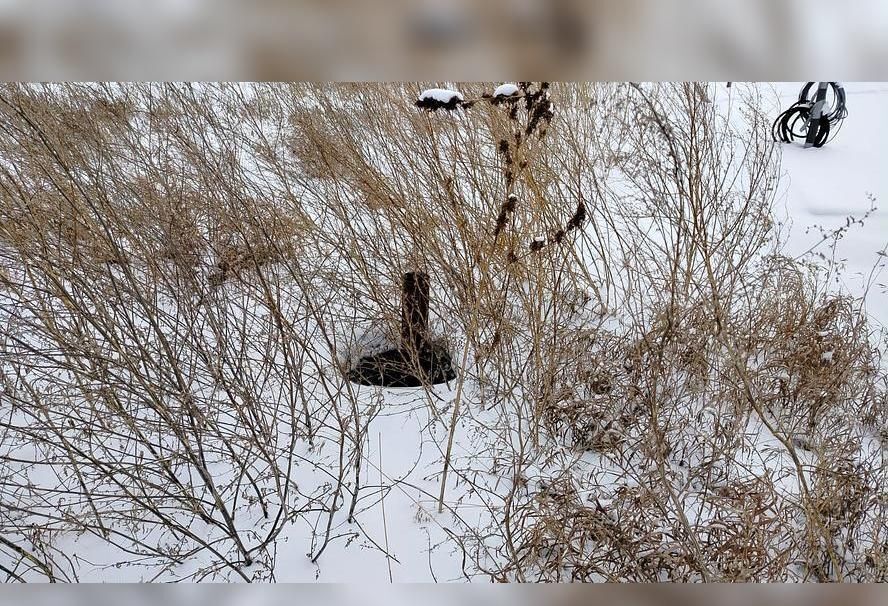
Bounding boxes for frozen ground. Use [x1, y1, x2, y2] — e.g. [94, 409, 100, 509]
[273, 83, 887, 581]
[294, 82, 888, 582]
[770, 82, 888, 332]
[4, 82, 887, 582]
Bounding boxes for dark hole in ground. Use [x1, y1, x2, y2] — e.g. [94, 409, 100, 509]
[346, 271, 456, 387]
[347, 343, 456, 387]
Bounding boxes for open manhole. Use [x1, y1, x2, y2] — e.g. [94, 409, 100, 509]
[346, 272, 456, 387]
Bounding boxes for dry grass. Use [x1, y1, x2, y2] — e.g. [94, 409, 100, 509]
[0, 82, 885, 581]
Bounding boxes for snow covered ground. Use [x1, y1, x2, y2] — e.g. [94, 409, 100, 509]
[772, 83, 888, 334]
[300, 82, 888, 582]
[274, 82, 888, 581]
[717, 83, 884, 328]
[2, 82, 886, 582]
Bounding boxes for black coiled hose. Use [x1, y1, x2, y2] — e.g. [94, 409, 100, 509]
[772, 82, 847, 148]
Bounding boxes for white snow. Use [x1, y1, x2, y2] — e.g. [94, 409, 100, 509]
[4, 82, 888, 582]
[493, 83, 519, 98]
[418, 88, 463, 104]
[773, 82, 888, 333]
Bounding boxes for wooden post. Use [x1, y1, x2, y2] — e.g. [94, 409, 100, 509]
[401, 271, 430, 352]
[347, 270, 453, 387]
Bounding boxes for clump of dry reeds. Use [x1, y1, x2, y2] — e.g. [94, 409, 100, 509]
[0, 82, 884, 582]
